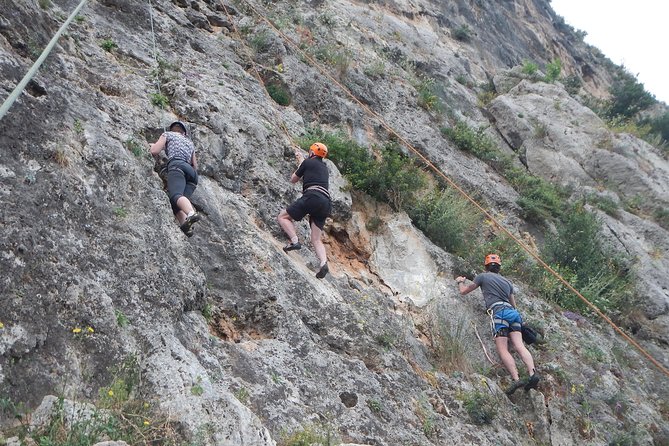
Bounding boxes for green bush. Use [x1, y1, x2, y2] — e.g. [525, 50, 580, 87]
[540, 204, 634, 315]
[453, 24, 472, 42]
[249, 30, 271, 53]
[150, 92, 169, 108]
[455, 74, 471, 87]
[607, 70, 655, 118]
[266, 83, 291, 106]
[415, 77, 441, 112]
[544, 58, 562, 83]
[643, 111, 669, 148]
[124, 138, 144, 158]
[408, 188, 480, 255]
[313, 45, 351, 76]
[366, 144, 427, 210]
[441, 121, 500, 163]
[505, 166, 565, 222]
[365, 216, 383, 232]
[563, 74, 582, 96]
[521, 60, 538, 76]
[100, 39, 117, 52]
[280, 424, 339, 446]
[477, 80, 498, 101]
[363, 60, 386, 78]
[586, 194, 620, 216]
[462, 390, 496, 425]
[150, 57, 179, 86]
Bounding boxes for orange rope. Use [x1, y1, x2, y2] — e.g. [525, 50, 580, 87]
[234, 0, 669, 378]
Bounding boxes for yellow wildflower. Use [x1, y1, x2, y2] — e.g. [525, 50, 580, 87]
[87, 326, 94, 333]
[143, 420, 150, 426]
[72, 327, 82, 334]
[571, 384, 576, 394]
[0, 322, 4, 329]
[108, 390, 114, 397]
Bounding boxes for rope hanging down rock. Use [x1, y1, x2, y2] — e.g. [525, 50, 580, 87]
[147, 0, 172, 133]
[0, 0, 89, 121]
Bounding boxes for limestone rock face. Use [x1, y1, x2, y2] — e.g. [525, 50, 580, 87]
[489, 80, 669, 207]
[1, 0, 668, 445]
[368, 212, 452, 307]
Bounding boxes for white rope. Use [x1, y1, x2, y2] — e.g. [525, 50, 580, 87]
[147, 0, 171, 133]
[0, 0, 89, 121]
[147, 0, 162, 96]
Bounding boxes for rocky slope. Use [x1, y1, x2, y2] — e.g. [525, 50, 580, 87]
[1, 0, 668, 445]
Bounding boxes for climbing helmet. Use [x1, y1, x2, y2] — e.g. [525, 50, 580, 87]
[484, 254, 501, 266]
[310, 142, 328, 158]
[169, 121, 189, 136]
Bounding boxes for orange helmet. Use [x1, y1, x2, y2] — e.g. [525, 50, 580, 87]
[484, 254, 501, 266]
[310, 142, 328, 158]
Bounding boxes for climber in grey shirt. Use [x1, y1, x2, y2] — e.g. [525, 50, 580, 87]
[457, 253, 540, 395]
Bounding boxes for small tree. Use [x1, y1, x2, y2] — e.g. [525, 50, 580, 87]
[453, 25, 472, 42]
[607, 70, 655, 118]
[544, 58, 562, 83]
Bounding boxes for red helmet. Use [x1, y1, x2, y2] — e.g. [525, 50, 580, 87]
[484, 254, 501, 266]
[310, 142, 328, 158]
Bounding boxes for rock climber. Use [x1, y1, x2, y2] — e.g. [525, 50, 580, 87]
[277, 142, 331, 279]
[150, 121, 201, 237]
[456, 254, 540, 395]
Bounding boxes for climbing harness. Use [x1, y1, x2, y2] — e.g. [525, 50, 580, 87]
[0, 0, 90, 121]
[233, 0, 669, 378]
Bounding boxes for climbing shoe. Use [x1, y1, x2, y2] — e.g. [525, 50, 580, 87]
[283, 242, 302, 252]
[180, 212, 201, 235]
[505, 379, 527, 396]
[186, 212, 201, 225]
[316, 262, 329, 279]
[524, 373, 540, 391]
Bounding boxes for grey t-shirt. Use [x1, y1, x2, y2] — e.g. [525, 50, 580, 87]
[473, 272, 514, 310]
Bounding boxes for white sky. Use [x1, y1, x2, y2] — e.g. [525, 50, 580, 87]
[550, 0, 669, 104]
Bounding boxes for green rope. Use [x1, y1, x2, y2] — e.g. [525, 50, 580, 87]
[0, 0, 89, 121]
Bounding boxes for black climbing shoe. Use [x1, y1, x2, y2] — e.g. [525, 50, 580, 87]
[283, 242, 302, 252]
[524, 373, 540, 391]
[180, 212, 201, 235]
[505, 379, 527, 396]
[316, 262, 329, 279]
[186, 212, 201, 225]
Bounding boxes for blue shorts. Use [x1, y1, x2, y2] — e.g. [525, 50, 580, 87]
[491, 308, 523, 337]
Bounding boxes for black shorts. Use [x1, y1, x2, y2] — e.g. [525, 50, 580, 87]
[286, 190, 331, 230]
